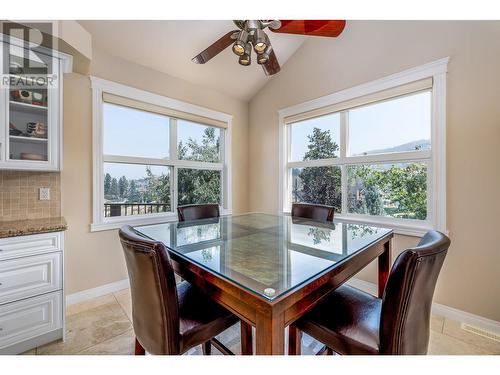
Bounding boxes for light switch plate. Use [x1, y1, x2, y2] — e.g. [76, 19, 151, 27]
[39, 187, 50, 200]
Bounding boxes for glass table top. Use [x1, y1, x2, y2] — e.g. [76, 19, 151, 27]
[134, 213, 392, 301]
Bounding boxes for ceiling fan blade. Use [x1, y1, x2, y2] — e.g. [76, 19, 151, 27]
[192, 30, 238, 64]
[271, 20, 346, 37]
[262, 49, 280, 76]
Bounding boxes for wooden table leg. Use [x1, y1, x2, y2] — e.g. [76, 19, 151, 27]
[288, 324, 302, 355]
[378, 239, 392, 298]
[255, 310, 285, 355]
[240, 321, 253, 355]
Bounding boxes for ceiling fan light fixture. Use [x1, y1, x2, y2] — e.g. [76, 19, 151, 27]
[232, 30, 249, 56]
[238, 53, 251, 66]
[238, 42, 252, 66]
[257, 53, 269, 65]
[253, 29, 268, 54]
[257, 45, 273, 65]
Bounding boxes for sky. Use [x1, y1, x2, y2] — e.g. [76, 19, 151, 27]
[104, 91, 430, 180]
[103, 104, 216, 179]
[290, 91, 431, 160]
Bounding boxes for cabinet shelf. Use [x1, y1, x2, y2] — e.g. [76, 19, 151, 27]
[9, 101, 48, 114]
[9, 135, 48, 144]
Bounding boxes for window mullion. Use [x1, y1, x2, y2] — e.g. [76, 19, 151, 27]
[170, 118, 178, 161]
[170, 118, 178, 211]
[340, 112, 348, 214]
[285, 123, 292, 211]
[172, 166, 178, 213]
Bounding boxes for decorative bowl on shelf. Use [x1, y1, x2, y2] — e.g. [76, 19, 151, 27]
[20, 153, 47, 161]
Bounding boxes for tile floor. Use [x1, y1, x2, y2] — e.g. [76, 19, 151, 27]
[22, 288, 499, 355]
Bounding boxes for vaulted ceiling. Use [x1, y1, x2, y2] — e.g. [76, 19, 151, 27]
[79, 20, 307, 101]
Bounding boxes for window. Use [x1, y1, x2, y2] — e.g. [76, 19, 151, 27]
[91, 78, 232, 231]
[280, 59, 448, 235]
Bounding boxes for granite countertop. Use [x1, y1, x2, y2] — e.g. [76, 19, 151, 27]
[0, 217, 67, 238]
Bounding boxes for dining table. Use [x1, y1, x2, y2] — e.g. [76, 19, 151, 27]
[134, 213, 393, 355]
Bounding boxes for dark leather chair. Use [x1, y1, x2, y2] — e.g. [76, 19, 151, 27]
[291, 203, 334, 222]
[119, 225, 242, 355]
[177, 204, 220, 222]
[288, 230, 451, 355]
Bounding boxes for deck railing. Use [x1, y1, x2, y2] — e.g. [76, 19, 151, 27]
[104, 203, 170, 217]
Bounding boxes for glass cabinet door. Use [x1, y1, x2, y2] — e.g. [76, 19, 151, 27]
[5, 43, 58, 164]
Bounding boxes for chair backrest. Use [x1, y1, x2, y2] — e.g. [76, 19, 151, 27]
[119, 226, 180, 354]
[380, 230, 450, 354]
[291, 203, 334, 222]
[177, 203, 220, 222]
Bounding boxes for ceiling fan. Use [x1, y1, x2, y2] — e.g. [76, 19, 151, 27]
[192, 20, 346, 76]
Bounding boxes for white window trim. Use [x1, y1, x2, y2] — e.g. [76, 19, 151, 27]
[90, 77, 233, 232]
[278, 58, 449, 237]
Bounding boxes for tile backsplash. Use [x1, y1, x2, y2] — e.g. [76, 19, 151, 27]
[0, 171, 61, 221]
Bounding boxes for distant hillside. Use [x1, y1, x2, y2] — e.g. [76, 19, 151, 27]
[355, 139, 430, 156]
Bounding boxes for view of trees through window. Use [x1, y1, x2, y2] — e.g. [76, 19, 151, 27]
[291, 125, 428, 220]
[103, 125, 221, 217]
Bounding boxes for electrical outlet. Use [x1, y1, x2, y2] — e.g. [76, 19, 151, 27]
[39, 187, 50, 201]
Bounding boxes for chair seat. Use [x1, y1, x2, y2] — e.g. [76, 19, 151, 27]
[295, 285, 382, 355]
[177, 281, 238, 352]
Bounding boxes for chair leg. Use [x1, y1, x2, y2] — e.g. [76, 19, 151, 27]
[316, 345, 334, 355]
[240, 321, 253, 355]
[202, 340, 212, 355]
[288, 324, 302, 355]
[135, 338, 145, 355]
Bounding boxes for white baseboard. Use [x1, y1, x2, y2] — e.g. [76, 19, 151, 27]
[66, 276, 500, 335]
[66, 278, 129, 306]
[346, 278, 500, 335]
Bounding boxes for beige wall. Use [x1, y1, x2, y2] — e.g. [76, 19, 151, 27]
[61, 48, 249, 294]
[248, 21, 500, 321]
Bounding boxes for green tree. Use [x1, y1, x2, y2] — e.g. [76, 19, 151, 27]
[295, 127, 342, 212]
[349, 163, 427, 220]
[118, 176, 128, 198]
[110, 177, 119, 198]
[178, 127, 221, 205]
[382, 163, 427, 220]
[348, 165, 385, 216]
[144, 167, 171, 210]
[104, 173, 112, 196]
[127, 180, 141, 202]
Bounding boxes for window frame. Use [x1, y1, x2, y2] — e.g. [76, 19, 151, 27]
[278, 58, 448, 236]
[91, 77, 232, 231]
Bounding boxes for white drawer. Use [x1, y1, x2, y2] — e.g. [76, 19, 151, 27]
[0, 232, 62, 261]
[0, 253, 62, 305]
[0, 291, 62, 350]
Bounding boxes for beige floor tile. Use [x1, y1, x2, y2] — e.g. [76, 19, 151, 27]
[37, 299, 131, 354]
[427, 330, 493, 355]
[442, 319, 500, 354]
[66, 294, 117, 317]
[114, 289, 132, 322]
[431, 315, 445, 333]
[77, 329, 136, 355]
[20, 349, 36, 355]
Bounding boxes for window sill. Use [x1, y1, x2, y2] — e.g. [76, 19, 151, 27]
[90, 208, 233, 232]
[283, 211, 433, 237]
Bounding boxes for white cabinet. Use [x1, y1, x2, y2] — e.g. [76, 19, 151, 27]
[0, 252, 62, 305]
[0, 34, 72, 171]
[0, 232, 65, 354]
[0, 291, 62, 352]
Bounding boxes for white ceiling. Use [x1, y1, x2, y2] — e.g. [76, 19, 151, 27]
[78, 20, 306, 101]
